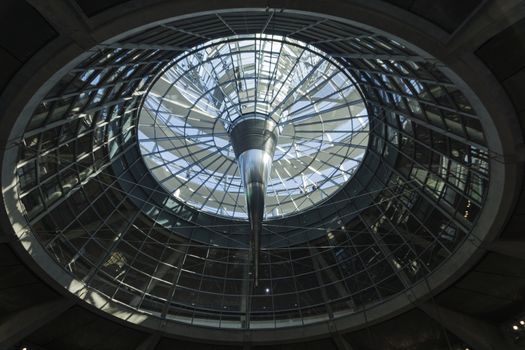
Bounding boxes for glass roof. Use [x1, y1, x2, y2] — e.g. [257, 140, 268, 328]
[9, 10, 493, 336]
[138, 34, 369, 220]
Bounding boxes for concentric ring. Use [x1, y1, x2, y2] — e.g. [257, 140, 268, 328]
[2, 9, 505, 339]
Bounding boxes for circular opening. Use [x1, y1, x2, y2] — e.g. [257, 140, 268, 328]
[3, 9, 505, 340]
[139, 34, 369, 220]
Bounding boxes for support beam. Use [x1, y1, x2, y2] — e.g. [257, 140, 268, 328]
[103, 42, 186, 52]
[419, 302, 515, 350]
[0, 298, 74, 349]
[240, 250, 252, 329]
[135, 333, 160, 350]
[330, 53, 435, 63]
[487, 240, 525, 260]
[26, 0, 96, 49]
[447, 0, 525, 52]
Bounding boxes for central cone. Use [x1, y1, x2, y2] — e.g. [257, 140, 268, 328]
[229, 114, 279, 284]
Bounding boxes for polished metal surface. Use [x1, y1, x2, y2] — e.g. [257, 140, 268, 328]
[237, 149, 274, 191]
[237, 149, 274, 283]
[230, 116, 279, 283]
[138, 34, 370, 221]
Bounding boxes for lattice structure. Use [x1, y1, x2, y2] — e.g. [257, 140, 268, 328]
[12, 11, 489, 330]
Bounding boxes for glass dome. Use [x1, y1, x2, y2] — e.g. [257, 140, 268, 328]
[138, 34, 369, 220]
[5, 9, 496, 338]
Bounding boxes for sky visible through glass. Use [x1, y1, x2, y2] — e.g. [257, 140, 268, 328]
[139, 34, 369, 220]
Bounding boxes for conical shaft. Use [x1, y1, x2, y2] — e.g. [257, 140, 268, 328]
[229, 116, 278, 284]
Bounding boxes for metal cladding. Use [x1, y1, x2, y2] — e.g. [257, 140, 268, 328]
[229, 117, 279, 157]
[230, 115, 279, 283]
